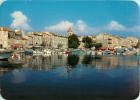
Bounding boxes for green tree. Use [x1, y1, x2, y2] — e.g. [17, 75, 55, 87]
[84, 43, 89, 48]
[134, 41, 140, 48]
[82, 36, 92, 44]
[41, 41, 46, 46]
[68, 34, 80, 48]
[92, 43, 102, 49]
[82, 36, 92, 48]
[57, 43, 63, 49]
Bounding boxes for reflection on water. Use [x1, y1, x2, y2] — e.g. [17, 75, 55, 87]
[2, 54, 139, 73]
[0, 53, 139, 100]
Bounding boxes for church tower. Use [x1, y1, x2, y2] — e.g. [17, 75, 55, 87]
[67, 27, 73, 36]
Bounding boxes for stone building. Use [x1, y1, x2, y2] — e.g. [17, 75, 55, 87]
[96, 33, 139, 49]
[0, 27, 10, 49]
[42, 32, 52, 47]
[51, 32, 68, 49]
[8, 29, 27, 49]
[88, 35, 96, 43]
[26, 31, 43, 46]
[96, 33, 113, 48]
[33, 31, 43, 45]
[125, 37, 138, 47]
[26, 32, 35, 45]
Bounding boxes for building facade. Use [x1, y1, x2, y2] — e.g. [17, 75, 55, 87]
[51, 33, 68, 49]
[0, 27, 9, 48]
[96, 33, 139, 49]
[42, 32, 52, 47]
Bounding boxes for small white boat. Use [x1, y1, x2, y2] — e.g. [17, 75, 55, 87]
[43, 49, 52, 54]
[0, 51, 13, 60]
[102, 51, 108, 55]
[33, 49, 44, 55]
[96, 51, 102, 55]
[135, 52, 140, 56]
[91, 51, 96, 55]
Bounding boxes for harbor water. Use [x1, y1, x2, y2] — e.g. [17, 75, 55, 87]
[0, 54, 139, 100]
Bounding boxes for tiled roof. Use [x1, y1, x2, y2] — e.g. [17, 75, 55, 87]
[0, 27, 11, 31]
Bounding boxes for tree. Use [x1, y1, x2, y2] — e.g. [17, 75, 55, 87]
[57, 43, 63, 49]
[84, 43, 89, 48]
[82, 36, 92, 48]
[134, 41, 140, 48]
[92, 43, 102, 49]
[68, 34, 80, 48]
[41, 41, 46, 46]
[82, 36, 92, 44]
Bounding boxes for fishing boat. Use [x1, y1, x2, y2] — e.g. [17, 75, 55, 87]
[66, 51, 71, 55]
[91, 51, 96, 55]
[85, 50, 92, 55]
[102, 51, 108, 55]
[135, 52, 140, 56]
[0, 51, 13, 60]
[33, 50, 44, 55]
[135, 49, 140, 56]
[25, 49, 33, 55]
[43, 49, 52, 54]
[71, 51, 82, 55]
[96, 51, 102, 55]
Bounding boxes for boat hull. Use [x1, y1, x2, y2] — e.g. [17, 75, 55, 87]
[0, 52, 13, 60]
[135, 53, 140, 56]
[71, 51, 82, 55]
[25, 51, 33, 55]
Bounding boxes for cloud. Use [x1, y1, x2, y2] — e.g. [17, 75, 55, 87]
[128, 25, 140, 32]
[103, 20, 140, 34]
[74, 20, 101, 35]
[44, 20, 101, 35]
[103, 20, 127, 31]
[44, 20, 140, 36]
[10, 11, 32, 31]
[0, 0, 6, 6]
[44, 21, 73, 33]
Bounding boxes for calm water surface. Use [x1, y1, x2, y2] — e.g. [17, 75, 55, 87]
[0, 54, 139, 100]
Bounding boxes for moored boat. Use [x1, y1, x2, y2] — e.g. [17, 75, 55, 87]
[96, 51, 102, 55]
[135, 52, 140, 56]
[71, 51, 82, 55]
[43, 49, 52, 54]
[66, 51, 71, 55]
[0, 51, 13, 60]
[102, 51, 108, 55]
[25, 49, 33, 55]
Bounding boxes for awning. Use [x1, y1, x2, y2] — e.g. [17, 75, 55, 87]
[13, 44, 22, 47]
[96, 48, 107, 50]
[109, 48, 116, 50]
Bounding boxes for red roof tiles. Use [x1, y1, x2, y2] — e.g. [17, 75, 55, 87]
[0, 27, 11, 31]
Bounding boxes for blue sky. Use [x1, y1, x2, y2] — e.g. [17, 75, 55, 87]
[0, 0, 140, 39]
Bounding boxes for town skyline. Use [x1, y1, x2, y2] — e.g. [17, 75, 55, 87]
[0, 0, 140, 39]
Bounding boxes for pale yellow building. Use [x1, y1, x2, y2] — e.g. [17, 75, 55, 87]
[42, 32, 52, 47]
[96, 33, 138, 49]
[0, 27, 10, 49]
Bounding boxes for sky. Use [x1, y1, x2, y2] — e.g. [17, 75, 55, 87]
[0, 0, 140, 39]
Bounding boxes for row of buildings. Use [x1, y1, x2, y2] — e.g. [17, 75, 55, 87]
[0, 27, 139, 50]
